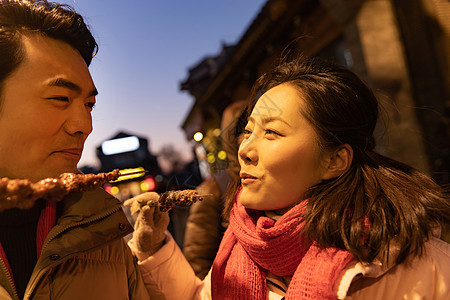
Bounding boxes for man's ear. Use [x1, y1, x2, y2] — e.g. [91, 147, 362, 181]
[322, 144, 353, 180]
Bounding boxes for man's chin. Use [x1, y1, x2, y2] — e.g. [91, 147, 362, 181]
[37, 164, 78, 181]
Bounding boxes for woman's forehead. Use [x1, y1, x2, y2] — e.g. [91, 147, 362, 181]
[251, 84, 305, 119]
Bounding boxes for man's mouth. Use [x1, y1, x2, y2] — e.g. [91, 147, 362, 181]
[52, 148, 83, 159]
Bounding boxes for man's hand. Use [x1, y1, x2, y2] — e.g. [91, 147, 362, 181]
[124, 192, 170, 259]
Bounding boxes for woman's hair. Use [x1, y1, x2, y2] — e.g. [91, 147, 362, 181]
[229, 56, 450, 265]
[0, 0, 97, 96]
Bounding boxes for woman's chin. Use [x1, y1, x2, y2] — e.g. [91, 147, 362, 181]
[239, 189, 271, 210]
[239, 195, 258, 210]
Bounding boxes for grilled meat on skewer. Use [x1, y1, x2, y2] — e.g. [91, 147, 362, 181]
[0, 169, 122, 211]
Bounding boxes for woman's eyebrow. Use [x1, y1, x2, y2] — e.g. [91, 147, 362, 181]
[260, 116, 292, 128]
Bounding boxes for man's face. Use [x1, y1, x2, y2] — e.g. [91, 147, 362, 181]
[0, 35, 97, 182]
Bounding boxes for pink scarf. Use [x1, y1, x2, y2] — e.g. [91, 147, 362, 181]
[211, 189, 354, 299]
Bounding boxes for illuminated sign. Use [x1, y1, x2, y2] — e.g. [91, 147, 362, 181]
[110, 167, 146, 182]
[101, 136, 140, 155]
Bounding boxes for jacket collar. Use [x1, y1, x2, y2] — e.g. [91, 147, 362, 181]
[57, 188, 123, 225]
[26, 189, 132, 298]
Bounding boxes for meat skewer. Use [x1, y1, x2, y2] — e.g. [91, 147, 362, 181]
[0, 170, 205, 213]
[145, 190, 204, 212]
[0, 169, 123, 211]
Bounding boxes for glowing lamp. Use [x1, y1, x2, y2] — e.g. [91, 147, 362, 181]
[217, 150, 227, 160]
[193, 132, 203, 142]
[207, 153, 216, 163]
[140, 177, 156, 192]
[110, 186, 119, 195]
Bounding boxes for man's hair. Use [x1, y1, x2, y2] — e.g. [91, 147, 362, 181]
[0, 0, 98, 93]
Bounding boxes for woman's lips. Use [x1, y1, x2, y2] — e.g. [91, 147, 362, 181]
[240, 172, 258, 185]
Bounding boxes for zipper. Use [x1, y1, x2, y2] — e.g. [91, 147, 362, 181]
[24, 205, 124, 299]
[0, 258, 19, 300]
[41, 205, 121, 250]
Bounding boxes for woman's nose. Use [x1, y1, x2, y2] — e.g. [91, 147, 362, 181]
[238, 136, 258, 164]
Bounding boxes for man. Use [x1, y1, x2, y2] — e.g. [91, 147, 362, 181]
[0, 1, 151, 298]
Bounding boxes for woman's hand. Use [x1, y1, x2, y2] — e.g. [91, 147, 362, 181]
[124, 192, 170, 259]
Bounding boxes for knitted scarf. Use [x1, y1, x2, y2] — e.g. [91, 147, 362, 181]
[211, 189, 354, 299]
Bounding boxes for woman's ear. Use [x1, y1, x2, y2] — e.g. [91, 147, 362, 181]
[322, 144, 353, 180]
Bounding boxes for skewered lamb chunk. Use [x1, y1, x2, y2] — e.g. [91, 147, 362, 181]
[146, 190, 203, 212]
[59, 169, 121, 193]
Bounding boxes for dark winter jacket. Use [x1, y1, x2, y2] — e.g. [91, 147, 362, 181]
[0, 188, 150, 300]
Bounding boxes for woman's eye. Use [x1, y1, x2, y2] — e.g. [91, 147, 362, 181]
[265, 129, 279, 135]
[242, 128, 252, 139]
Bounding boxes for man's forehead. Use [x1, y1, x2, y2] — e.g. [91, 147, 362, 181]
[21, 34, 86, 66]
[19, 34, 96, 95]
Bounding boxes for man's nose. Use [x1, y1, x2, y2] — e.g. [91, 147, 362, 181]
[64, 103, 93, 137]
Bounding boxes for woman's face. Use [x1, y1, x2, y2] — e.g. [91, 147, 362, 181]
[238, 83, 329, 213]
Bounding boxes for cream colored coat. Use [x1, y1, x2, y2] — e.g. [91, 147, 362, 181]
[135, 233, 450, 299]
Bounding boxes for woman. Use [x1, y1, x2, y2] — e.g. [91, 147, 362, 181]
[126, 57, 450, 299]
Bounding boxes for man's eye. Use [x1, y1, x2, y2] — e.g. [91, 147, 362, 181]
[48, 96, 69, 102]
[86, 102, 96, 109]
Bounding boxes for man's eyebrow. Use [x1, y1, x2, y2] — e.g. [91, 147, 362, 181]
[46, 78, 98, 97]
